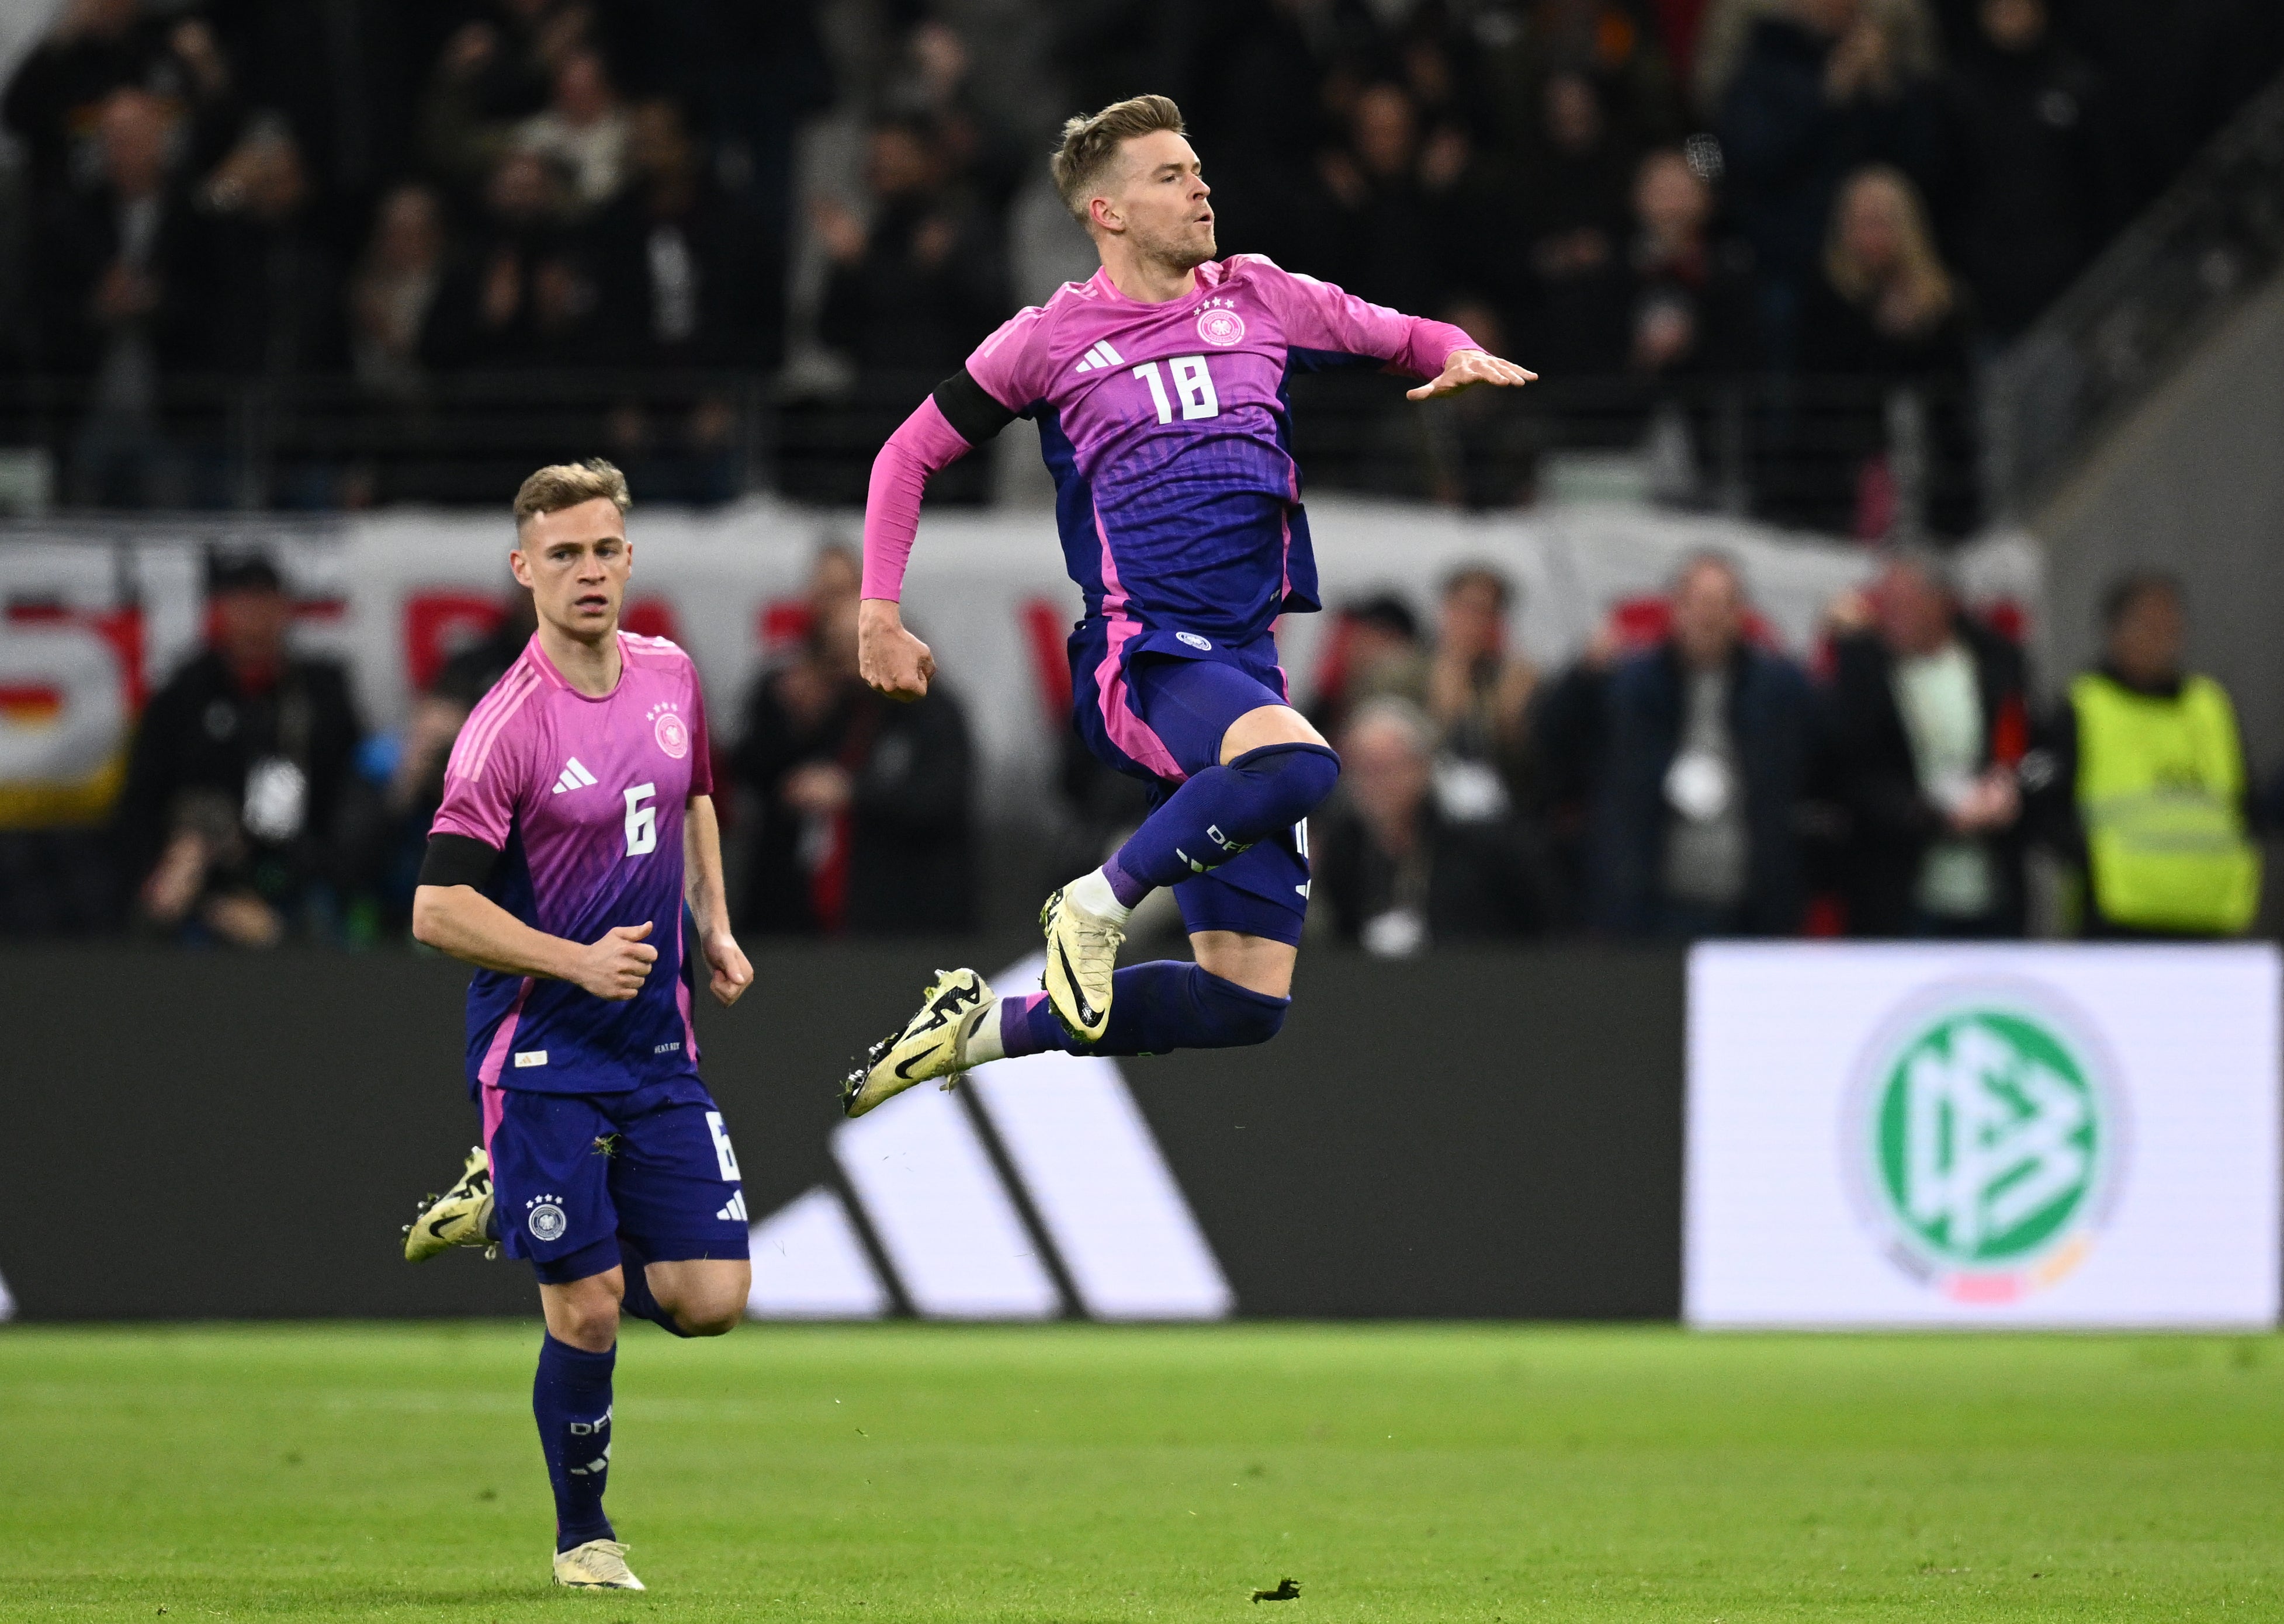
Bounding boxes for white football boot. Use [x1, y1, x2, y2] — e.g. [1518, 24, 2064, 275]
[842, 968, 996, 1119]
[1040, 884, 1122, 1045]
[553, 1538, 644, 1590]
[402, 1146, 495, 1262]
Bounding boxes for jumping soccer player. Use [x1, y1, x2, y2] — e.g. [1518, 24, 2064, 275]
[405, 459, 754, 1591]
[842, 94, 1536, 1115]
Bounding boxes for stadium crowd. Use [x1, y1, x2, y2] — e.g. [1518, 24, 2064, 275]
[2, 0, 2279, 948]
[0, 535, 2247, 953]
[0, 0, 2279, 523]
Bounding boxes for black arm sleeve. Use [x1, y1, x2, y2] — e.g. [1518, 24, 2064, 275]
[416, 832, 502, 890]
[931, 367, 1018, 446]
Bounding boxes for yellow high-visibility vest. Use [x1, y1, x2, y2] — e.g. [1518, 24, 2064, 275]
[2072, 671, 2260, 934]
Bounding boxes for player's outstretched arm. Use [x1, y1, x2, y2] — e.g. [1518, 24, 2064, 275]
[859, 364, 1022, 701]
[411, 882, 658, 1001]
[682, 794, 752, 1007]
[1405, 348, 1539, 401]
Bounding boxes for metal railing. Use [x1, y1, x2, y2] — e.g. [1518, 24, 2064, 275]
[0, 367, 1979, 537]
[1984, 67, 2284, 517]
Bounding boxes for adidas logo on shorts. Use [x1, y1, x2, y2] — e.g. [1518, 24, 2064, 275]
[715, 1191, 748, 1223]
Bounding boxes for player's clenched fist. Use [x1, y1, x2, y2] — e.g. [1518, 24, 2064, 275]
[702, 928, 753, 1007]
[575, 920, 658, 1000]
[858, 598, 936, 702]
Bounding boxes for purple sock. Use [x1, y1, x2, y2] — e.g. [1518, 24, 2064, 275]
[1001, 963, 1288, 1057]
[533, 1333, 615, 1552]
[1102, 853, 1149, 910]
[1107, 744, 1339, 901]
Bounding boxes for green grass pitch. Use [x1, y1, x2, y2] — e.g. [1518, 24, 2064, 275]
[6, 1323, 2281, 1620]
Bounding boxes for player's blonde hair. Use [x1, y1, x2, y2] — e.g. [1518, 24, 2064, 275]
[513, 459, 632, 528]
[1049, 94, 1187, 227]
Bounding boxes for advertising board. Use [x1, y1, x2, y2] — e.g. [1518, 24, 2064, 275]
[1686, 943, 2282, 1328]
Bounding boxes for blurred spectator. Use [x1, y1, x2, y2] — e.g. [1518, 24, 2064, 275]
[513, 47, 629, 213]
[348, 184, 450, 400]
[1185, 0, 1364, 263]
[1316, 698, 1554, 955]
[37, 86, 220, 508]
[1696, 0, 1942, 113]
[418, 0, 592, 190]
[1514, 70, 1638, 375]
[1524, 617, 1626, 928]
[1312, 81, 1466, 320]
[427, 148, 590, 369]
[1624, 148, 1758, 380]
[1826, 547, 2029, 937]
[1490, 0, 1683, 160]
[815, 117, 1008, 383]
[1418, 299, 1542, 509]
[1311, 592, 1429, 738]
[116, 552, 365, 946]
[1426, 564, 1538, 798]
[589, 100, 777, 372]
[2026, 572, 2259, 938]
[1718, 0, 1944, 356]
[588, 98, 778, 504]
[879, 18, 1041, 211]
[734, 546, 977, 935]
[3, 0, 240, 204]
[354, 592, 539, 926]
[1796, 166, 1974, 535]
[626, 0, 831, 246]
[1942, 0, 2114, 339]
[1590, 552, 1811, 935]
[200, 119, 344, 385]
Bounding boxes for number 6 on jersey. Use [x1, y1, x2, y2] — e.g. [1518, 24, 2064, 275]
[623, 783, 657, 855]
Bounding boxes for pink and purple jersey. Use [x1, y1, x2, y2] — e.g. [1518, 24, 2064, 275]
[431, 630, 713, 1096]
[864, 256, 1476, 647]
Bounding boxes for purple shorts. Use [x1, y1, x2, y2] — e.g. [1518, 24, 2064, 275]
[484, 1074, 751, 1284]
[1068, 620, 1311, 947]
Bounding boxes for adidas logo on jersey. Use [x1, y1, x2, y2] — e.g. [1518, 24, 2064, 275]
[552, 757, 599, 795]
[1072, 338, 1127, 374]
[716, 1191, 748, 1223]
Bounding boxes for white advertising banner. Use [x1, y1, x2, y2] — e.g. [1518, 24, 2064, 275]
[0, 502, 2040, 823]
[1686, 943, 2282, 1328]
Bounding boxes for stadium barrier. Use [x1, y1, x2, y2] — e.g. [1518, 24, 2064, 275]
[5, 942, 2273, 1327]
[0, 943, 1686, 1322]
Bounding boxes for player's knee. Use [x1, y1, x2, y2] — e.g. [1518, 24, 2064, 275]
[658, 1276, 747, 1337]
[1230, 741, 1341, 823]
[1193, 969, 1290, 1048]
[672, 1290, 746, 1337]
[553, 1297, 621, 1351]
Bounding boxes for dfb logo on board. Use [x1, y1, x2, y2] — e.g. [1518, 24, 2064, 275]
[1845, 979, 2124, 1306]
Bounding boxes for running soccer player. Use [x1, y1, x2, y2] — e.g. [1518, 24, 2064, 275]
[843, 95, 1536, 1115]
[407, 460, 754, 1591]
